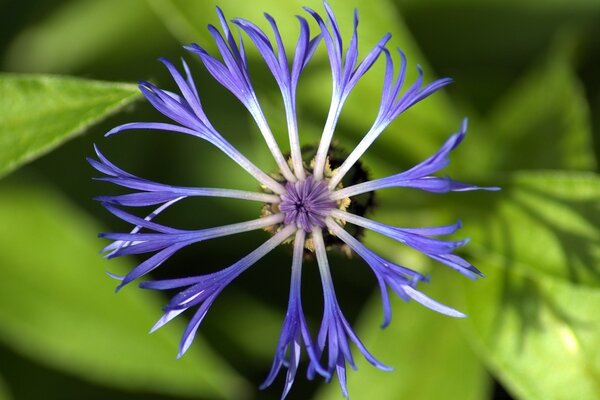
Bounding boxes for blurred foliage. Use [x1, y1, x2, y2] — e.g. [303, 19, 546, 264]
[467, 172, 600, 285]
[480, 37, 596, 172]
[0, 375, 10, 400]
[0, 183, 249, 399]
[0, 74, 140, 178]
[0, 0, 599, 399]
[2, 0, 175, 79]
[458, 171, 600, 399]
[462, 257, 600, 400]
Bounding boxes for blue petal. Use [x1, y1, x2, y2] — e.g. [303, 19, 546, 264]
[403, 286, 466, 318]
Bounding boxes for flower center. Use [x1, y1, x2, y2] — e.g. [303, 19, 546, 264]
[279, 176, 336, 232]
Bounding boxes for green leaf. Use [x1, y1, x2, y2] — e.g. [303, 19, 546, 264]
[459, 170, 600, 399]
[460, 259, 600, 400]
[483, 36, 596, 171]
[0, 374, 12, 400]
[0, 183, 249, 399]
[209, 293, 282, 362]
[4, 0, 167, 74]
[467, 171, 600, 286]
[314, 269, 489, 400]
[0, 74, 140, 179]
[398, 0, 600, 10]
[147, 0, 316, 48]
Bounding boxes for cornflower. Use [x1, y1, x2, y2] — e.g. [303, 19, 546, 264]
[90, 2, 497, 398]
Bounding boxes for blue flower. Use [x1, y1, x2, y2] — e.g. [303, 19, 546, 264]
[90, 2, 497, 398]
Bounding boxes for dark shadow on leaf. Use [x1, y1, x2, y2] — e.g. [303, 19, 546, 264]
[492, 261, 593, 354]
[512, 185, 600, 283]
[486, 212, 543, 352]
[465, 182, 596, 354]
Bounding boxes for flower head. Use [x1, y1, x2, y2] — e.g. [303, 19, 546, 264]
[279, 176, 337, 232]
[91, 2, 497, 398]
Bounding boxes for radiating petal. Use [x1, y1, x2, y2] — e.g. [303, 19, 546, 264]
[402, 286, 466, 317]
[136, 225, 297, 360]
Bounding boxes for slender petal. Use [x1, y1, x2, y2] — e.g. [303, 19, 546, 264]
[234, 15, 322, 179]
[101, 198, 185, 261]
[331, 120, 500, 197]
[140, 224, 297, 358]
[103, 60, 286, 194]
[330, 209, 482, 279]
[101, 213, 285, 289]
[261, 230, 329, 399]
[331, 209, 468, 254]
[185, 7, 296, 182]
[328, 49, 454, 189]
[305, 2, 391, 180]
[326, 219, 465, 326]
[402, 286, 466, 318]
[91, 147, 281, 205]
[310, 228, 391, 398]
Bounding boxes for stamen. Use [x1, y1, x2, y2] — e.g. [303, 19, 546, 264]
[279, 176, 336, 232]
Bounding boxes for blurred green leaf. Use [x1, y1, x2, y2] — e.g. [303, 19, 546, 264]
[460, 170, 600, 399]
[315, 269, 489, 400]
[397, 0, 600, 10]
[0, 374, 12, 400]
[467, 171, 600, 286]
[482, 36, 596, 172]
[147, 0, 319, 47]
[0, 183, 249, 399]
[0, 74, 140, 179]
[3, 0, 165, 74]
[210, 293, 282, 362]
[460, 259, 600, 400]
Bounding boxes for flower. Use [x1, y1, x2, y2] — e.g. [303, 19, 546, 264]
[90, 1, 497, 398]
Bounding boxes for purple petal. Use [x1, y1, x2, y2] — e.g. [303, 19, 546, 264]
[101, 204, 181, 233]
[403, 285, 466, 317]
[116, 243, 188, 290]
[96, 192, 184, 207]
[105, 122, 204, 138]
[346, 33, 391, 93]
[140, 276, 207, 290]
[177, 295, 218, 358]
[158, 57, 210, 125]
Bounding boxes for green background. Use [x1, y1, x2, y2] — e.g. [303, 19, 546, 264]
[0, 0, 599, 399]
